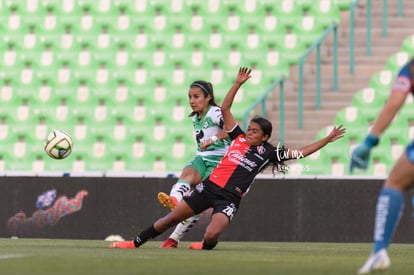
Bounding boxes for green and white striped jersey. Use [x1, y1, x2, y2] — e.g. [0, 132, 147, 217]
[192, 106, 231, 160]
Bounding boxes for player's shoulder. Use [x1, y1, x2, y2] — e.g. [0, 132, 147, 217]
[398, 59, 414, 78]
[208, 105, 222, 114]
[205, 106, 223, 120]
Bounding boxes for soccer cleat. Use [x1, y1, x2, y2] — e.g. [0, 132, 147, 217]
[159, 238, 178, 248]
[357, 249, 391, 274]
[109, 241, 136, 249]
[187, 242, 203, 250]
[157, 192, 179, 211]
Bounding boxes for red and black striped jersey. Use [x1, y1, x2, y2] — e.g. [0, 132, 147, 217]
[206, 125, 285, 197]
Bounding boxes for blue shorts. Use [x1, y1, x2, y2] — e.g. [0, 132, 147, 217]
[405, 140, 414, 163]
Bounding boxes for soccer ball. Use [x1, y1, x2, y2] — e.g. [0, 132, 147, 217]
[44, 130, 73, 160]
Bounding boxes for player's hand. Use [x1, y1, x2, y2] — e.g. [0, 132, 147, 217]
[236, 67, 252, 85]
[349, 134, 379, 173]
[326, 125, 346, 143]
[199, 140, 212, 150]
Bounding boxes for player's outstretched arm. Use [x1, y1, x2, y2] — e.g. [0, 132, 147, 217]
[199, 130, 229, 150]
[221, 67, 252, 131]
[287, 125, 346, 159]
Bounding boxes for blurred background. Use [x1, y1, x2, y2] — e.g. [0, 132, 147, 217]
[0, 0, 413, 176]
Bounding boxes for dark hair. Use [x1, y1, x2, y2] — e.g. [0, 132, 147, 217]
[250, 115, 287, 175]
[188, 80, 219, 117]
[251, 116, 272, 140]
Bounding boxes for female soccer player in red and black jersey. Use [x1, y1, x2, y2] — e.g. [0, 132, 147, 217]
[109, 67, 346, 250]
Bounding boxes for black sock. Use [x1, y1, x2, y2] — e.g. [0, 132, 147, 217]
[133, 225, 161, 247]
[202, 239, 218, 250]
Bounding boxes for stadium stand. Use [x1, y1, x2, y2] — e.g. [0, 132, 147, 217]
[294, 37, 414, 176]
[0, 0, 411, 175]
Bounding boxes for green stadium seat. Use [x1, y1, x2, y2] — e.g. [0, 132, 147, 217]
[351, 87, 386, 121]
[232, 7, 283, 51]
[44, 155, 74, 172]
[0, 116, 13, 142]
[124, 156, 157, 172]
[12, 97, 40, 124]
[279, 32, 308, 65]
[371, 147, 394, 174]
[273, 0, 304, 29]
[29, 154, 49, 172]
[8, 134, 36, 161]
[207, 5, 241, 33]
[3, 0, 355, 172]
[32, 116, 54, 142]
[333, 0, 354, 10]
[329, 153, 350, 176]
[232, 102, 257, 122]
[240, 25, 263, 51]
[5, 6, 25, 32]
[97, 6, 133, 35]
[0, 79, 20, 106]
[75, 6, 97, 35]
[381, 119, 409, 146]
[294, 152, 331, 175]
[167, 120, 194, 139]
[122, 135, 157, 172]
[0, 110, 16, 140]
[35, 78, 54, 104]
[369, 69, 394, 95]
[400, 34, 414, 55]
[385, 51, 411, 74]
[309, 0, 341, 29]
[297, 0, 315, 10]
[292, 13, 325, 48]
[1, 40, 22, 69]
[398, 96, 414, 124]
[17, 24, 41, 50]
[84, 156, 113, 172]
[45, 0, 78, 15]
[9, 156, 38, 172]
[316, 126, 352, 158]
[0, 153, 11, 171]
[126, 115, 168, 143]
[63, 116, 89, 144]
[334, 106, 371, 135]
[67, 153, 86, 172]
[35, 7, 62, 37]
[110, 155, 129, 172]
[113, 97, 152, 124]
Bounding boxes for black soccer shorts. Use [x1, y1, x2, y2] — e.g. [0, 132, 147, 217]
[183, 181, 241, 222]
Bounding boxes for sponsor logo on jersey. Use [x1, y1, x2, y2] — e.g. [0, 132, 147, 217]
[257, 145, 266, 154]
[228, 150, 258, 171]
[392, 76, 411, 93]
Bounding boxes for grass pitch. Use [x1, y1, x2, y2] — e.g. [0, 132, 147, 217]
[0, 239, 413, 275]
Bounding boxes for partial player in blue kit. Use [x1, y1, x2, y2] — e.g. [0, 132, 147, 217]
[350, 58, 414, 274]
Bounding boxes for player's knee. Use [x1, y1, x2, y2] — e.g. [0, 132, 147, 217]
[179, 168, 201, 186]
